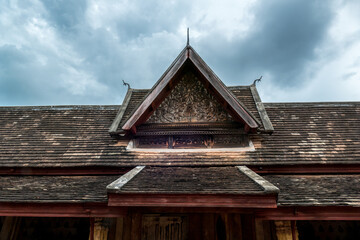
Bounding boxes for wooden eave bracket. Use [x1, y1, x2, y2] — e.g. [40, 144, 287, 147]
[121, 45, 260, 132]
[107, 193, 278, 208]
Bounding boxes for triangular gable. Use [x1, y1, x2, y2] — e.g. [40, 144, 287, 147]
[121, 46, 260, 133]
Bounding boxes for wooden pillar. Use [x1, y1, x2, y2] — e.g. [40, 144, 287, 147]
[0, 217, 21, 240]
[90, 218, 110, 240]
[274, 221, 298, 240]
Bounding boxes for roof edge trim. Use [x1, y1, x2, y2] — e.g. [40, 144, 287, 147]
[188, 47, 260, 128]
[121, 47, 188, 131]
[250, 84, 274, 133]
[237, 166, 279, 194]
[107, 166, 145, 191]
[109, 88, 134, 134]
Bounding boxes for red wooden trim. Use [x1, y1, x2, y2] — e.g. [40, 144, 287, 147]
[250, 164, 360, 174]
[255, 206, 360, 220]
[291, 220, 296, 240]
[0, 167, 130, 176]
[0, 203, 127, 217]
[108, 193, 278, 208]
[90, 218, 94, 240]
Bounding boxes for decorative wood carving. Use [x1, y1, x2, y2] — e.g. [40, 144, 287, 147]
[136, 135, 248, 149]
[213, 135, 248, 147]
[147, 71, 233, 123]
[137, 136, 168, 148]
[141, 215, 188, 240]
[173, 135, 213, 149]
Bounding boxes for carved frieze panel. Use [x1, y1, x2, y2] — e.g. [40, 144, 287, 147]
[146, 71, 233, 123]
[137, 136, 168, 148]
[135, 134, 248, 149]
[213, 135, 248, 148]
[173, 135, 213, 149]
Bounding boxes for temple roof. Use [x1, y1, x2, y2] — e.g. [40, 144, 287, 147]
[107, 166, 278, 194]
[265, 174, 360, 207]
[0, 175, 118, 203]
[0, 102, 358, 167]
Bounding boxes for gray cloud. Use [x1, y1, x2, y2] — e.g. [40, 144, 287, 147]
[0, 0, 359, 106]
[198, 0, 334, 87]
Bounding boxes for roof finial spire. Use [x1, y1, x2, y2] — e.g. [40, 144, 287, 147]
[253, 76, 262, 86]
[187, 28, 190, 46]
[122, 79, 130, 89]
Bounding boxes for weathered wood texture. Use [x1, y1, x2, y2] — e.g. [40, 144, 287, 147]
[141, 215, 188, 240]
[90, 218, 110, 240]
[113, 212, 249, 240]
[274, 221, 298, 240]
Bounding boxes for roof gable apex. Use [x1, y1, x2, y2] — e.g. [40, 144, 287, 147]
[121, 46, 260, 133]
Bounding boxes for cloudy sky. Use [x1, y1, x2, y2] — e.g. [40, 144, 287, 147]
[0, 0, 359, 106]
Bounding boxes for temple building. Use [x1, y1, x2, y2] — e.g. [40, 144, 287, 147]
[0, 44, 359, 240]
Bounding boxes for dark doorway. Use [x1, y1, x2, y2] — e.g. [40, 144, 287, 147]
[297, 221, 360, 240]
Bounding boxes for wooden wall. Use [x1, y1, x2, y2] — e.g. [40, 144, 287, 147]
[113, 211, 257, 240]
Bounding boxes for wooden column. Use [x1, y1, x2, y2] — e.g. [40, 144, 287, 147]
[0, 217, 21, 240]
[274, 221, 298, 240]
[90, 218, 110, 240]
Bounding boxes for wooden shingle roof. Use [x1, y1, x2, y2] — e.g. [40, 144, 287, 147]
[265, 174, 360, 206]
[0, 102, 359, 167]
[106, 166, 279, 208]
[0, 175, 119, 203]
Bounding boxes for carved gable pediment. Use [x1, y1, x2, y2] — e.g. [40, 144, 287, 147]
[146, 71, 232, 124]
[119, 45, 259, 135]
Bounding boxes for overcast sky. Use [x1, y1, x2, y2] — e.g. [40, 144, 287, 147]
[0, 0, 359, 106]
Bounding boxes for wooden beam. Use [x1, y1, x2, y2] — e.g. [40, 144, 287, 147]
[0, 203, 127, 217]
[108, 193, 278, 208]
[250, 164, 360, 174]
[255, 206, 360, 220]
[0, 167, 130, 176]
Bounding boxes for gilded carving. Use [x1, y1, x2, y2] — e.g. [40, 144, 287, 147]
[147, 72, 232, 123]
